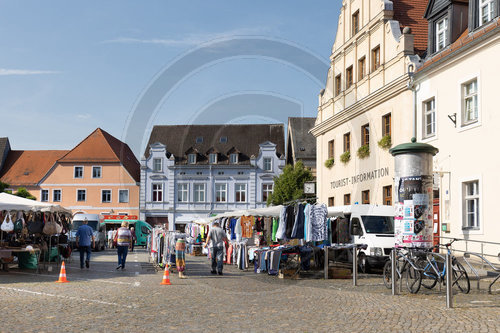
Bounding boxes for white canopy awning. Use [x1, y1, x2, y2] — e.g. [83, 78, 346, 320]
[0, 192, 72, 214]
[199, 205, 284, 223]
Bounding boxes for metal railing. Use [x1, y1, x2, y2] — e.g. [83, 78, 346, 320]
[463, 252, 500, 294]
[438, 236, 500, 269]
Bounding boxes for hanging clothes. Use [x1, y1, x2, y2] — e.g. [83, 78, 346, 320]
[291, 203, 305, 239]
[276, 206, 287, 240]
[241, 216, 254, 238]
[285, 205, 295, 239]
[304, 204, 312, 242]
[309, 204, 328, 241]
[271, 218, 279, 242]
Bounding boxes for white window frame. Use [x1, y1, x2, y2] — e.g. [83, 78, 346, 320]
[101, 189, 112, 203]
[235, 184, 247, 203]
[177, 183, 188, 202]
[53, 189, 62, 202]
[230, 153, 238, 164]
[92, 166, 102, 179]
[152, 183, 163, 202]
[215, 183, 227, 203]
[118, 189, 129, 203]
[462, 79, 479, 126]
[423, 98, 436, 138]
[480, 0, 495, 25]
[74, 166, 84, 179]
[461, 177, 481, 233]
[262, 183, 273, 202]
[153, 158, 162, 172]
[263, 157, 272, 172]
[209, 153, 217, 164]
[194, 184, 205, 203]
[40, 189, 49, 202]
[76, 189, 86, 202]
[188, 154, 196, 164]
[435, 17, 448, 51]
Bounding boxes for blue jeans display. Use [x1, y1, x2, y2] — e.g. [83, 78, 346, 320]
[117, 245, 129, 268]
[79, 245, 91, 268]
[211, 246, 224, 273]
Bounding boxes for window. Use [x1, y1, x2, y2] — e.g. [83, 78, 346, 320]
[383, 186, 392, 205]
[237, 171, 244, 175]
[188, 154, 196, 164]
[346, 66, 353, 89]
[209, 153, 217, 164]
[194, 184, 205, 203]
[344, 193, 351, 205]
[436, 17, 448, 52]
[235, 184, 247, 202]
[361, 124, 370, 146]
[343, 132, 351, 152]
[382, 113, 391, 137]
[480, 0, 495, 25]
[101, 190, 111, 203]
[196, 136, 203, 143]
[77, 189, 86, 202]
[262, 184, 273, 202]
[153, 158, 162, 172]
[352, 10, 360, 36]
[230, 153, 238, 164]
[152, 184, 163, 202]
[53, 189, 61, 202]
[371, 46, 380, 71]
[177, 184, 188, 202]
[328, 197, 335, 207]
[358, 56, 366, 80]
[462, 80, 478, 126]
[423, 99, 436, 138]
[92, 166, 102, 178]
[118, 189, 129, 203]
[220, 136, 227, 143]
[41, 190, 49, 202]
[463, 180, 479, 229]
[215, 184, 227, 202]
[74, 166, 83, 179]
[328, 140, 334, 159]
[362, 190, 370, 204]
[335, 74, 342, 96]
[263, 157, 272, 171]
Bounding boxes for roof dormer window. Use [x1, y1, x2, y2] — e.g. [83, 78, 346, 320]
[196, 136, 203, 144]
[480, 0, 495, 25]
[230, 153, 238, 164]
[220, 136, 227, 143]
[436, 17, 448, 52]
[209, 153, 217, 164]
[188, 153, 196, 164]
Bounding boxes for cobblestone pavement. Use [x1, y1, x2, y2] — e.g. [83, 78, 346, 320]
[0, 249, 498, 332]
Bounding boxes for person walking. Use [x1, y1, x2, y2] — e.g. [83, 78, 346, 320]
[107, 228, 114, 249]
[175, 237, 187, 279]
[129, 227, 137, 252]
[75, 218, 95, 269]
[203, 221, 228, 275]
[114, 221, 132, 270]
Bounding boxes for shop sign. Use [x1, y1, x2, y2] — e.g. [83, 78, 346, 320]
[330, 167, 390, 189]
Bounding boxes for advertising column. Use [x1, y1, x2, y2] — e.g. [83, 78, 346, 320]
[390, 138, 438, 248]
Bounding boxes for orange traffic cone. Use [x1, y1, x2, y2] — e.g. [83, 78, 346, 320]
[160, 265, 171, 285]
[55, 261, 69, 283]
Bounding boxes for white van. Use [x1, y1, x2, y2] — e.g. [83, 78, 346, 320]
[68, 213, 106, 251]
[327, 205, 394, 272]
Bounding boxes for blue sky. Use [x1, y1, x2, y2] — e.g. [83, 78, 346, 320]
[0, 1, 341, 156]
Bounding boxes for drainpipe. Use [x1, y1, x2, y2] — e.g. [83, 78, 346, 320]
[406, 64, 417, 138]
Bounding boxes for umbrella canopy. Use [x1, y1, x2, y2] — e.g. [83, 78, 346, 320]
[0, 192, 72, 214]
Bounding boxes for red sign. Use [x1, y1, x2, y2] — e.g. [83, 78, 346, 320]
[102, 215, 138, 220]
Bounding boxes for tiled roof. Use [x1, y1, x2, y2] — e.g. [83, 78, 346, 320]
[145, 124, 285, 164]
[393, 0, 429, 56]
[0, 150, 68, 186]
[58, 128, 140, 182]
[417, 17, 500, 72]
[287, 117, 316, 162]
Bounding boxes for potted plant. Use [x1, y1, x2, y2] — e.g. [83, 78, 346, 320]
[340, 151, 351, 164]
[324, 158, 334, 169]
[378, 134, 392, 149]
[357, 144, 370, 159]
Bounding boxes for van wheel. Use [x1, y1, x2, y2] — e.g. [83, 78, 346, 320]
[358, 253, 370, 273]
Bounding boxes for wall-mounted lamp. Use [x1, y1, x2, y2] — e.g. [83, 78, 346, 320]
[447, 113, 457, 127]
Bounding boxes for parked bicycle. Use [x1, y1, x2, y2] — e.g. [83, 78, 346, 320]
[417, 239, 470, 294]
[382, 247, 422, 294]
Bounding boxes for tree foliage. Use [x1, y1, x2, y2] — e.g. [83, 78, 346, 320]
[267, 160, 313, 206]
[15, 187, 36, 200]
[0, 181, 9, 193]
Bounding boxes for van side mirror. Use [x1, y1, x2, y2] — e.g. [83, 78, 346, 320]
[350, 218, 363, 236]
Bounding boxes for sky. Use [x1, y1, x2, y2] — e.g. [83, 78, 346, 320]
[0, 1, 342, 157]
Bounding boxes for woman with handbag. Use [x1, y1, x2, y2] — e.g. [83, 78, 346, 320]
[113, 221, 132, 270]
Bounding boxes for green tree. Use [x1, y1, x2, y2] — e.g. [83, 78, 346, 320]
[15, 187, 36, 200]
[0, 181, 9, 193]
[267, 160, 313, 206]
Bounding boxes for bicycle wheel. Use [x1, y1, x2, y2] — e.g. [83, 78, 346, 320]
[405, 262, 422, 294]
[417, 258, 438, 289]
[383, 260, 392, 289]
[452, 261, 470, 294]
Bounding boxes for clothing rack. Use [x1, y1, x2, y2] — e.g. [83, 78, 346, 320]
[283, 197, 318, 205]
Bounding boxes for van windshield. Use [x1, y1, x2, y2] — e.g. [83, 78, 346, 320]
[72, 221, 99, 231]
[361, 215, 394, 234]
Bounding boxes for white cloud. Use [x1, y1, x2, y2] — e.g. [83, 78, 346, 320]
[0, 68, 61, 76]
[76, 113, 91, 120]
[102, 27, 273, 47]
